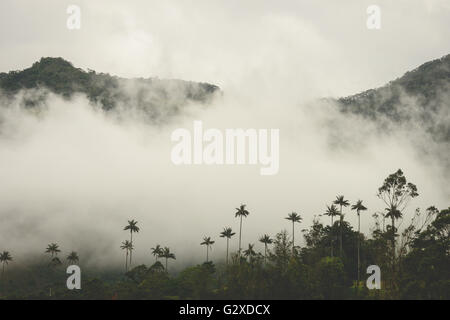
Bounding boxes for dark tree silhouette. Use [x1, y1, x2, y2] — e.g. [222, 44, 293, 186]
[220, 227, 235, 265]
[235, 204, 250, 257]
[351, 200, 367, 285]
[285, 212, 302, 253]
[334, 195, 350, 257]
[201, 237, 215, 262]
[124, 220, 140, 268]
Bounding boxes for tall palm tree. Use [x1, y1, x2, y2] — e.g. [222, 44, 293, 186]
[235, 204, 250, 256]
[66, 251, 79, 265]
[243, 244, 256, 263]
[0, 251, 12, 276]
[161, 247, 176, 271]
[324, 204, 339, 257]
[259, 234, 273, 264]
[220, 227, 235, 265]
[120, 240, 133, 272]
[334, 195, 350, 257]
[285, 212, 302, 253]
[124, 220, 140, 268]
[151, 244, 163, 262]
[200, 237, 215, 262]
[45, 243, 61, 258]
[351, 200, 367, 285]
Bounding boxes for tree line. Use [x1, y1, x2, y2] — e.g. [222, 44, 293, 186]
[0, 169, 448, 299]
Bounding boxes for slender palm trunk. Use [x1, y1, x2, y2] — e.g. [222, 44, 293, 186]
[239, 216, 243, 256]
[340, 205, 343, 257]
[357, 211, 361, 286]
[264, 244, 267, 264]
[125, 250, 128, 272]
[330, 216, 334, 257]
[226, 238, 229, 265]
[129, 231, 133, 268]
[391, 216, 396, 285]
[2, 263, 4, 276]
[165, 257, 168, 271]
[292, 222, 295, 254]
[206, 245, 209, 262]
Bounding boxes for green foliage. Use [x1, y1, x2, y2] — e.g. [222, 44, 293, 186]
[0, 57, 220, 112]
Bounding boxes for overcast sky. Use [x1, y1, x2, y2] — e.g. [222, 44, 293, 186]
[1, 0, 450, 97]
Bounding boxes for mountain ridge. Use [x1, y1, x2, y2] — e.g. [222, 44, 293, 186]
[0, 57, 220, 118]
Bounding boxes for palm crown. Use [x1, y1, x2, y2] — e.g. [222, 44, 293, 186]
[259, 234, 273, 245]
[235, 204, 250, 218]
[45, 243, 61, 256]
[124, 220, 140, 233]
[334, 195, 350, 210]
[201, 236, 215, 246]
[161, 247, 176, 260]
[351, 200, 367, 214]
[324, 204, 340, 217]
[66, 251, 79, 264]
[0, 251, 12, 264]
[220, 227, 235, 239]
[285, 212, 302, 223]
[151, 244, 163, 258]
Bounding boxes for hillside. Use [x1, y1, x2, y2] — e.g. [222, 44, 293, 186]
[337, 54, 450, 142]
[0, 57, 220, 118]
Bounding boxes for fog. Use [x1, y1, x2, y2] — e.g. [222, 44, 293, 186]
[0, 0, 449, 270]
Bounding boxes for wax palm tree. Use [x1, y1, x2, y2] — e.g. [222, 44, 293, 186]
[0, 251, 12, 276]
[259, 234, 273, 264]
[66, 251, 79, 265]
[352, 200, 367, 285]
[200, 237, 215, 262]
[151, 244, 163, 262]
[235, 204, 250, 256]
[334, 195, 350, 257]
[243, 244, 256, 263]
[285, 212, 302, 253]
[124, 220, 140, 268]
[120, 240, 133, 272]
[161, 247, 176, 271]
[45, 243, 61, 258]
[220, 227, 235, 265]
[324, 204, 339, 257]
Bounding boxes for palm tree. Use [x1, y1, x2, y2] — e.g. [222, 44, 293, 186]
[285, 212, 302, 253]
[66, 251, 79, 265]
[243, 244, 256, 263]
[259, 234, 273, 264]
[151, 244, 163, 262]
[0, 251, 12, 276]
[45, 243, 61, 258]
[235, 204, 250, 256]
[124, 219, 140, 268]
[161, 247, 176, 271]
[120, 240, 133, 272]
[334, 195, 350, 257]
[324, 204, 339, 257]
[220, 227, 235, 265]
[351, 200, 367, 286]
[200, 237, 215, 262]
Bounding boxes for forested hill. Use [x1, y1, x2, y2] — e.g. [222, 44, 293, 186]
[337, 54, 450, 142]
[0, 57, 220, 116]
